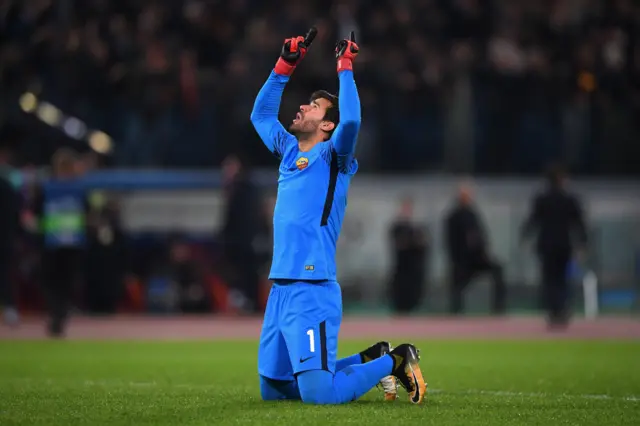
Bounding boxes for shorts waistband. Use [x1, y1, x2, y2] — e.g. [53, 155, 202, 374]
[274, 279, 330, 286]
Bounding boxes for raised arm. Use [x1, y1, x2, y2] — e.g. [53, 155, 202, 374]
[332, 31, 361, 164]
[250, 28, 317, 159]
[250, 71, 292, 158]
[332, 70, 361, 158]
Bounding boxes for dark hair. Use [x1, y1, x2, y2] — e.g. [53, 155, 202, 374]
[310, 90, 339, 138]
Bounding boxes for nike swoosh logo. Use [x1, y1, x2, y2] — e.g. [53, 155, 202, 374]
[299, 356, 314, 363]
[411, 370, 421, 403]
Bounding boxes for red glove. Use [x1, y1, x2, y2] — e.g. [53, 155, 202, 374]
[335, 31, 359, 73]
[274, 27, 318, 76]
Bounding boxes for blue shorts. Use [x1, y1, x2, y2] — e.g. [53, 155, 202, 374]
[258, 280, 342, 381]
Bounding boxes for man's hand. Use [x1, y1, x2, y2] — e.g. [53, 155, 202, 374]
[274, 27, 317, 76]
[335, 31, 359, 72]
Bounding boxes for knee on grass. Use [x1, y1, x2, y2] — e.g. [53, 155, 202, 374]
[297, 370, 338, 405]
[259, 376, 298, 401]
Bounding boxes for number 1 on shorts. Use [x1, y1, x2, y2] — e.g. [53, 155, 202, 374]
[307, 329, 315, 353]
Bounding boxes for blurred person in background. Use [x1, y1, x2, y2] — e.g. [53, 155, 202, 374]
[0, 124, 21, 326]
[387, 196, 429, 314]
[85, 194, 127, 314]
[167, 237, 210, 314]
[521, 164, 588, 329]
[444, 181, 506, 315]
[81, 152, 127, 314]
[36, 148, 88, 337]
[15, 165, 46, 314]
[253, 194, 277, 309]
[220, 153, 264, 314]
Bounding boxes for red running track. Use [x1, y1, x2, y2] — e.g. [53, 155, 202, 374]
[1, 315, 639, 340]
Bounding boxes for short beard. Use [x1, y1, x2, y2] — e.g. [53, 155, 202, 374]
[289, 127, 311, 139]
[289, 121, 318, 138]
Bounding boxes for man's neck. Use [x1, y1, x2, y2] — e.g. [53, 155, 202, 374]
[297, 133, 325, 152]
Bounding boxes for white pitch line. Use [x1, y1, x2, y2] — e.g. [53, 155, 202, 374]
[92, 381, 640, 403]
[428, 388, 640, 402]
[6, 379, 640, 403]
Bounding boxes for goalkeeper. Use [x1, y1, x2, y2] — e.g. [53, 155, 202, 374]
[250, 27, 427, 405]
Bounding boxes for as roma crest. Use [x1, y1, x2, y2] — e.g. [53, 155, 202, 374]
[296, 157, 309, 171]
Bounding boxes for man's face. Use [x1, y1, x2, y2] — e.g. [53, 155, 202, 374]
[458, 184, 473, 205]
[54, 159, 77, 179]
[400, 199, 414, 218]
[171, 243, 190, 263]
[289, 97, 334, 135]
[222, 156, 241, 182]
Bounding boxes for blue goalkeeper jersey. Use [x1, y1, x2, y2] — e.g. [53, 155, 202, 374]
[250, 70, 361, 281]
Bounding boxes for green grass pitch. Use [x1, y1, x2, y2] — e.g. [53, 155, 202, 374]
[1, 340, 639, 425]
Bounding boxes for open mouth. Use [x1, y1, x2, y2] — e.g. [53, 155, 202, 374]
[293, 112, 302, 123]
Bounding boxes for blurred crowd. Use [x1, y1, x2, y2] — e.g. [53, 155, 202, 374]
[1, 137, 589, 332]
[1, 0, 640, 174]
[1, 137, 276, 334]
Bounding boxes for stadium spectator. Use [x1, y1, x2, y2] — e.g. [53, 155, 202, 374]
[84, 195, 127, 314]
[36, 147, 88, 337]
[254, 194, 277, 309]
[0, 124, 21, 326]
[0, 0, 639, 176]
[220, 153, 264, 314]
[444, 180, 506, 315]
[521, 163, 588, 329]
[167, 237, 210, 314]
[387, 196, 429, 314]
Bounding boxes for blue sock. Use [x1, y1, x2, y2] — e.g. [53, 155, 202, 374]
[336, 353, 362, 371]
[297, 355, 393, 404]
[259, 375, 301, 400]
